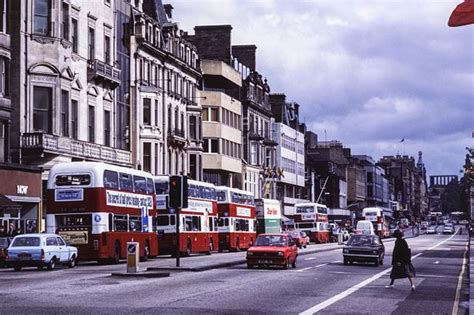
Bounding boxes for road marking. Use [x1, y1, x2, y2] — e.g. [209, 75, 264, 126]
[329, 271, 352, 275]
[416, 273, 458, 279]
[428, 229, 458, 250]
[304, 257, 317, 261]
[434, 261, 440, 264]
[300, 248, 433, 315]
[452, 243, 468, 315]
[331, 260, 341, 263]
[296, 267, 313, 272]
[315, 263, 328, 268]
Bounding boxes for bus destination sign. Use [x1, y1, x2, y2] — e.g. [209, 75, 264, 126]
[106, 190, 153, 209]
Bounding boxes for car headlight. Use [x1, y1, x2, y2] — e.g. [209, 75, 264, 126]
[247, 252, 254, 256]
[277, 251, 284, 257]
[343, 248, 349, 253]
[372, 250, 378, 254]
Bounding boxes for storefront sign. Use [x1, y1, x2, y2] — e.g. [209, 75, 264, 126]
[55, 189, 84, 202]
[16, 185, 28, 195]
[106, 190, 153, 209]
[236, 207, 251, 217]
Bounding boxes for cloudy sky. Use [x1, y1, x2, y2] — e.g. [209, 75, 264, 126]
[172, 0, 473, 177]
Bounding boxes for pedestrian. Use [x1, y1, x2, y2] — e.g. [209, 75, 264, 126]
[386, 230, 416, 291]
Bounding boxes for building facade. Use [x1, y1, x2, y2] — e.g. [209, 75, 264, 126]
[0, 0, 10, 163]
[270, 94, 306, 215]
[130, 1, 202, 178]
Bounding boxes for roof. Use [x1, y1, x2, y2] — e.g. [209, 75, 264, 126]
[0, 194, 20, 210]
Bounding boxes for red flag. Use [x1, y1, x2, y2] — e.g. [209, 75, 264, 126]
[448, 0, 474, 27]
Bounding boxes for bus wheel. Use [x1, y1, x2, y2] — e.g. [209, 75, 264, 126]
[184, 239, 192, 257]
[112, 241, 121, 264]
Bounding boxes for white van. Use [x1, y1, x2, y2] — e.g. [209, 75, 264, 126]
[356, 220, 375, 235]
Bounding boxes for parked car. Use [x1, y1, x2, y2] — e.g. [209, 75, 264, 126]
[287, 230, 308, 249]
[342, 234, 385, 266]
[459, 220, 469, 225]
[420, 221, 429, 230]
[0, 237, 12, 268]
[443, 224, 455, 235]
[6, 233, 78, 271]
[246, 234, 298, 269]
[427, 226, 437, 234]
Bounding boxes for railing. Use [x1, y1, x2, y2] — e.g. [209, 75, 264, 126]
[22, 133, 131, 165]
[88, 59, 121, 87]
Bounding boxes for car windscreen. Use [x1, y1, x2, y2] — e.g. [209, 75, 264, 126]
[347, 235, 375, 246]
[255, 235, 288, 247]
[11, 237, 41, 247]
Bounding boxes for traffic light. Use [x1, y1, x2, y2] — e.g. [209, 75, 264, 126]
[169, 175, 188, 209]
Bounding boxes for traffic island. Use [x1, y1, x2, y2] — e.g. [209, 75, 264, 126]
[147, 260, 247, 272]
[111, 271, 170, 278]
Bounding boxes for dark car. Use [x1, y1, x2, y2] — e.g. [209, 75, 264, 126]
[246, 234, 298, 269]
[342, 234, 385, 266]
[0, 237, 12, 268]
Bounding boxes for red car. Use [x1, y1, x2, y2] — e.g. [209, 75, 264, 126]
[246, 234, 298, 269]
[287, 230, 309, 249]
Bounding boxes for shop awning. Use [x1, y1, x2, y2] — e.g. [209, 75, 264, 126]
[0, 194, 21, 210]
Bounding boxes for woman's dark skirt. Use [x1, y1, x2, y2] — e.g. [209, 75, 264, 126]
[390, 262, 416, 279]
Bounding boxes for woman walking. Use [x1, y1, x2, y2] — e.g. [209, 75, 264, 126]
[386, 230, 416, 290]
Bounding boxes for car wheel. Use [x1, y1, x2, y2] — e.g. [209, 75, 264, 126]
[283, 259, 289, 270]
[48, 258, 56, 270]
[68, 255, 76, 268]
[14, 265, 21, 272]
[37, 263, 44, 271]
[247, 263, 253, 269]
[343, 258, 349, 265]
[304, 244, 307, 249]
[292, 257, 297, 268]
[380, 258, 384, 265]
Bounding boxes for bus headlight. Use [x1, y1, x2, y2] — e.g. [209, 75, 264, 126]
[277, 252, 284, 257]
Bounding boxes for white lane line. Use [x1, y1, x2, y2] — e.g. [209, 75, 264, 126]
[304, 257, 317, 261]
[428, 229, 458, 250]
[315, 263, 328, 268]
[296, 267, 313, 272]
[452, 243, 469, 315]
[434, 261, 440, 264]
[300, 248, 432, 315]
[331, 260, 341, 264]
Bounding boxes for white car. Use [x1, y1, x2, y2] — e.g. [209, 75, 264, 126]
[6, 233, 78, 271]
[442, 225, 455, 235]
[427, 226, 437, 234]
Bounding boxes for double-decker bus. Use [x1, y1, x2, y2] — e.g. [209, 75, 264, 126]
[288, 202, 330, 243]
[46, 162, 158, 263]
[215, 187, 256, 251]
[255, 199, 282, 234]
[154, 176, 218, 255]
[362, 207, 391, 238]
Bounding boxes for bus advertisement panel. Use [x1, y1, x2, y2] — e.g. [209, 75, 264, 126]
[46, 162, 158, 263]
[255, 199, 281, 234]
[216, 187, 256, 251]
[154, 177, 218, 255]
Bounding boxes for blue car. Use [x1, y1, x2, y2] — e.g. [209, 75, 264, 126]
[6, 234, 78, 271]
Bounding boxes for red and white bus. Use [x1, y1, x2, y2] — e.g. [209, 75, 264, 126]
[154, 176, 219, 255]
[215, 186, 256, 251]
[287, 203, 330, 243]
[46, 162, 158, 263]
[362, 207, 390, 238]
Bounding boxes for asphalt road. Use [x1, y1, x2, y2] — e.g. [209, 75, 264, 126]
[0, 226, 469, 315]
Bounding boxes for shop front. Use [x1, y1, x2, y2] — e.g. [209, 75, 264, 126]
[0, 164, 42, 236]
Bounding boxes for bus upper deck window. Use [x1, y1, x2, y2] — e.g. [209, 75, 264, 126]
[146, 178, 154, 194]
[56, 174, 91, 186]
[103, 170, 118, 189]
[133, 175, 147, 193]
[119, 173, 133, 192]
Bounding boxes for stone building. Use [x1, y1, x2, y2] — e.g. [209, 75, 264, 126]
[130, 1, 202, 178]
[0, 0, 9, 163]
[9, 0, 132, 177]
[186, 25, 242, 187]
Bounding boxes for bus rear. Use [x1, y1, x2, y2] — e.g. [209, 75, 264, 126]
[46, 162, 158, 263]
[216, 187, 256, 251]
[155, 177, 219, 255]
[362, 207, 389, 238]
[293, 203, 330, 243]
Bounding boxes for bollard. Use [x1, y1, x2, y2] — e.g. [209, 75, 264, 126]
[338, 233, 343, 245]
[126, 242, 139, 273]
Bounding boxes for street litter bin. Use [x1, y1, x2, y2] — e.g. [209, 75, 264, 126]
[127, 242, 139, 273]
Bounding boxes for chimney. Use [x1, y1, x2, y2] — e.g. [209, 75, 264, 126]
[164, 4, 173, 19]
[189, 25, 233, 65]
[232, 45, 257, 72]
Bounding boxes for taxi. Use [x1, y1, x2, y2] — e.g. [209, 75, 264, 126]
[246, 234, 298, 269]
